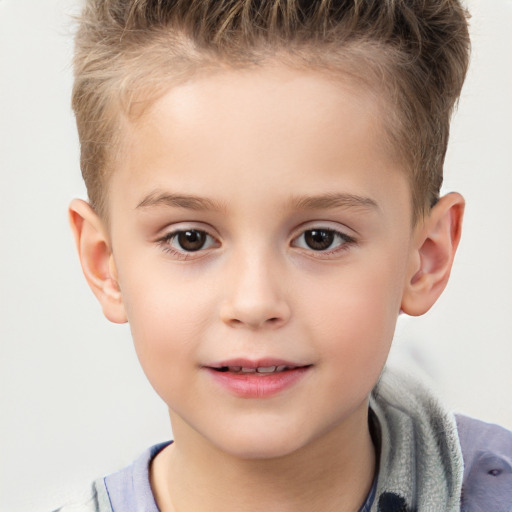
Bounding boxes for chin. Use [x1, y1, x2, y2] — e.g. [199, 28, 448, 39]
[205, 422, 316, 461]
[218, 439, 305, 461]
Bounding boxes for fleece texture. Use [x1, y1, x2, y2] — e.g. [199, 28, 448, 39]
[369, 370, 464, 512]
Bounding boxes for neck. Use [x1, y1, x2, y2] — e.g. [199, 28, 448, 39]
[151, 406, 376, 512]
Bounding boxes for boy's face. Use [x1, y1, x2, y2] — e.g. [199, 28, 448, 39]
[105, 64, 416, 458]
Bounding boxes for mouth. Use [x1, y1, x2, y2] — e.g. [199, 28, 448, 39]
[211, 365, 301, 375]
[204, 359, 312, 397]
[206, 357, 312, 375]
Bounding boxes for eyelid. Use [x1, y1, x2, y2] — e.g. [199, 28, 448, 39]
[290, 221, 357, 242]
[153, 220, 220, 242]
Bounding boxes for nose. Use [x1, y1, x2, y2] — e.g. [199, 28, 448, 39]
[219, 251, 291, 330]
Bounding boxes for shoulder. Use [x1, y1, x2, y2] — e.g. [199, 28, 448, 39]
[456, 414, 512, 511]
[50, 478, 112, 512]
[50, 441, 170, 512]
[456, 414, 512, 465]
[104, 441, 170, 511]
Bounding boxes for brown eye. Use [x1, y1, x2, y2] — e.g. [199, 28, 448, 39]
[176, 230, 207, 251]
[292, 227, 355, 254]
[159, 228, 218, 258]
[304, 229, 335, 251]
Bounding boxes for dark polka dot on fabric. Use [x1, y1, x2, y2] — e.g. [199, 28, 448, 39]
[378, 492, 416, 512]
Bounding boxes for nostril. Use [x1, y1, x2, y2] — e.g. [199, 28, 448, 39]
[220, 299, 291, 329]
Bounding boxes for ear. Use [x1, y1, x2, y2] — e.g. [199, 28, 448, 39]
[69, 199, 127, 324]
[401, 193, 465, 316]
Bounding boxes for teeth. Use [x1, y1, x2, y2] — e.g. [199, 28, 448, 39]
[256, 366, 277, 373]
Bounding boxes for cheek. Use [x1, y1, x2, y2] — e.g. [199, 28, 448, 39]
[305, 257, 404, 360]
[117, 263, 215, 399]
[120, 255, 213, 334]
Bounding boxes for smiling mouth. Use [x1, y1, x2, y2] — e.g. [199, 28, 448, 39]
[206, 362, 311, 397]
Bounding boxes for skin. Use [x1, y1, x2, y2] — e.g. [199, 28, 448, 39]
[70, 63, 464, 512]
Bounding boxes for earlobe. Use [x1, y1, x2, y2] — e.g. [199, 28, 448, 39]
[69, 199, 127, 324]
[401, 193, 465, 316]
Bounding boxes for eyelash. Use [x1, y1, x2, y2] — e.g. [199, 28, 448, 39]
[156, 227, 356, 260]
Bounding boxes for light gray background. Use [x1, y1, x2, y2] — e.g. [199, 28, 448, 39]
[1, 1, 511, 511]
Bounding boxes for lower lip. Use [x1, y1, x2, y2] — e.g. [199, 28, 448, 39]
[205, 367, 310, 398]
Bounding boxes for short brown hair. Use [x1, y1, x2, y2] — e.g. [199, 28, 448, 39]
[73, 0, 470, 220]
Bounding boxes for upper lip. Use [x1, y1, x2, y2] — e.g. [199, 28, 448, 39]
[205, 358, 309, 370]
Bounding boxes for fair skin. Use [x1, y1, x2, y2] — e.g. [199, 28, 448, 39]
[70, 63, 464, 512]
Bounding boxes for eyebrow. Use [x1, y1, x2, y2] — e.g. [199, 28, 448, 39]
[136, 191, 378, 214]
[136, 191, 227, 212]
[289, 193, 379, 212]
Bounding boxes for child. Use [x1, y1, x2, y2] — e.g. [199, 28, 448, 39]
[59, 1, 512, 511]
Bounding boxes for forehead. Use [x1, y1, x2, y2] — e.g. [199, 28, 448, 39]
[110, 63, 409, 221]
[123, 64, 393, 163]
